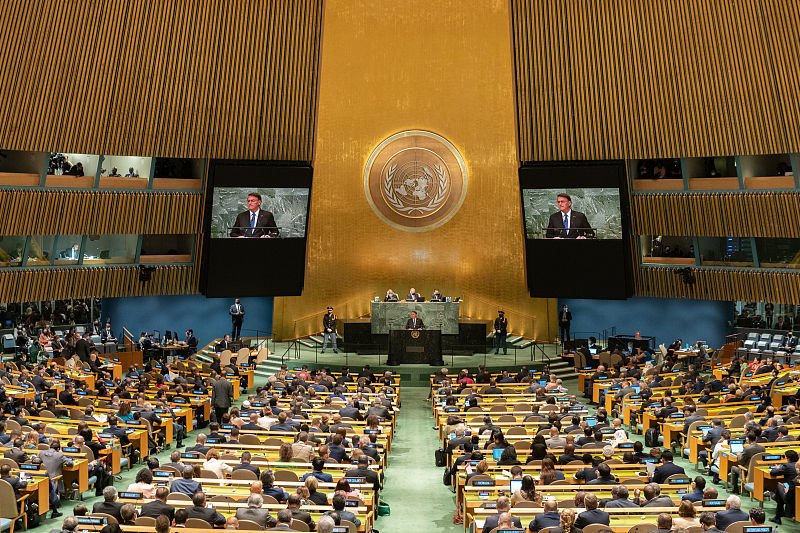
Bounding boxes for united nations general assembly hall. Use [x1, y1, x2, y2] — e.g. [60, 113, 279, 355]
[0, 2, 799, 533]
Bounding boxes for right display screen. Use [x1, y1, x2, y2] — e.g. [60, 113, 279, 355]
[519, 161, 632, 299]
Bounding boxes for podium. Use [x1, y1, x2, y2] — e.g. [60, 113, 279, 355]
[387, 329, 443, 365]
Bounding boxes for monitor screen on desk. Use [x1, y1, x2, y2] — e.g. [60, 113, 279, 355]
[493, 447, 505, 461]
[730, 439, 745, 455]
[699, 426, 712, 437]
[631, 385, 640, 394]
[585, 417, 597, 427]
[589, 347, 598, 355]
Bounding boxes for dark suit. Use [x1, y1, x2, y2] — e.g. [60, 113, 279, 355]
[229, 302, 245, 338]
[5, 448, 28, 464]
[530, 511, 561, 531]
[345, 466, 381, 491]
[482, 513, 521, 533]
[139, 500, 175, 521]
[76, 338, 91, 362]
[339, 406, 362, 420]
[731, 443, 766, 488]
[230, 209, 279, 238]
[605, 498, 639, 508]
[546, 209, 592, 238]
[289, 509, 314, 529]
[575, 509, 610, 529]
[770, 461, 798, 518]
[233, 463, 261, 479]
[652, 461, 685, 484]
[1, 475, 26, 497]
[211, 378, 233, 421]
[92, 501, 124, 522]
[405, 317, 424, 330]
[187, 505, 226, 526]
[558, 308, 573, 341]
[715, 508, 748, 531]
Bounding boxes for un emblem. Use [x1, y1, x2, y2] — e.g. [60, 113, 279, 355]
[364, 130, 467, 231]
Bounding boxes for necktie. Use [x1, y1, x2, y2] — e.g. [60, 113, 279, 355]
[250, 213, 256, 236]
[564, 214, 569, 235]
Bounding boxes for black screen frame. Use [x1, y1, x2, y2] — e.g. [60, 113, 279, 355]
[519, 160, 632, 299]
[200, 160, 313, 297]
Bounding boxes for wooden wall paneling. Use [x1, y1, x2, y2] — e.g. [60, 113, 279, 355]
[0, 1, 323, 160]
[631, 192, 800, 239]
[510, 0, 800, 161]
[764, 2, 800, 147]
[635, 265, 800, 304]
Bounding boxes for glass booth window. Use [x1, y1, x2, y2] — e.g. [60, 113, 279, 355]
[47, 152, 99, 177]
[756, 238, 800, 269]
[0, 236, 27, 267]
[27, 236, 55, 266]
[699, 237, 754, 267]
[100, 155, 151, 179]
[53, 235, 83, 265]
[83, 234, 137, 264]
[140, 235, 194, 263]
[640, 236, 695, 264]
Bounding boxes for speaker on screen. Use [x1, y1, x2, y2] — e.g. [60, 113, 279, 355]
[519, 160, 632, 299]
[200, 160, 313, 297]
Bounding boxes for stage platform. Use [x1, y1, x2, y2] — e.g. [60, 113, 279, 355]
[265, 341, 564, 386]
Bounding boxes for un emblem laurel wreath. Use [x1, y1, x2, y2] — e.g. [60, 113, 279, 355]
[383, 162, 449, 215]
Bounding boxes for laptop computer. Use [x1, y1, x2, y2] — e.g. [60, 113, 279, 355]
[492, 447, 505, 461]
[585, 416, 597, 427]
[509, 479, 522, 494]
[730, 439, 745, 455]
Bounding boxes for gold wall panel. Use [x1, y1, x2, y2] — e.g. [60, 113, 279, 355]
[0, 264, 197, 302]
[510, 0, 800, 161]
[635, 266, 800, 305]
[632, 192, 800, 238]
[0, 190, 202, 236]
[274, 0, 554, 341]
[0, 0, 322, 160]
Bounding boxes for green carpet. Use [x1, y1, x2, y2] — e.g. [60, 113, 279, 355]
[377, 386, 462, 532]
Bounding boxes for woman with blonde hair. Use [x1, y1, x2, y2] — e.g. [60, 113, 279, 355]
[555, 508, 581, 533]
[203, 448, 232, 478]
[304, 476, 328, 505]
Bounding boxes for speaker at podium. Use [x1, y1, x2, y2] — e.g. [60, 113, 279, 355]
[387, 329, 443, 366]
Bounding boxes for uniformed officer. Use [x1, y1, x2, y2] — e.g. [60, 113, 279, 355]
[494, 311, 508, 355]
[322, 306, 338, 353]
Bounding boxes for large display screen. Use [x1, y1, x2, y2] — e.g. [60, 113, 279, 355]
[201, 161, 312, 297]
[519, 161, 632, 299]
[522, 188, 622, 240]
[210, 187, 309, 239]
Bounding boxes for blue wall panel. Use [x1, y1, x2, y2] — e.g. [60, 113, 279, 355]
[559, 297, 733, 348]
[102, 295, 274, 347]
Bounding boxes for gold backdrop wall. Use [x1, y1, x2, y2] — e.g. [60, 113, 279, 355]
[274, 0, 554, 341]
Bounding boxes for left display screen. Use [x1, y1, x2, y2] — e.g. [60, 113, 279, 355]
[210, 187, 309, 239]
[201, 161, 313, 297]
